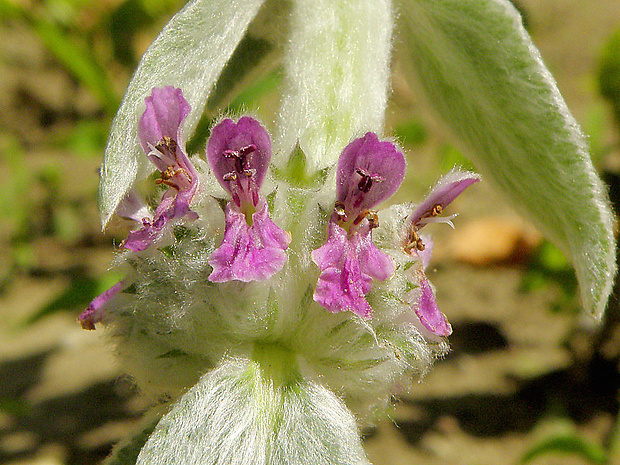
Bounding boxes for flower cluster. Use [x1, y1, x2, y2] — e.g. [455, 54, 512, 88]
[81, 87, 480, 410]
[81, 87, 478, 332]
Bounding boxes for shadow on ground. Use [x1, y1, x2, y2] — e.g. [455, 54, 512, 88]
[0, 348, 139, 465]
[392, 320, 620, 445]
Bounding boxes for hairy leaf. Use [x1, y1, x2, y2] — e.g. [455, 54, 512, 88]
[137, 358, 370, 465]
[399, 0, 616, 317]
[99, 0, 265, 226]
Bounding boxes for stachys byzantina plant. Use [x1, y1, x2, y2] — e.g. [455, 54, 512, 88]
[82, 1, 616, 464]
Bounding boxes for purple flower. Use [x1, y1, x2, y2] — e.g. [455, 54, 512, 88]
[78, 281, 124, 330]
[407, 170, 480, 238]
[122, 87, 199, 252]
[312, 133, 406, 318]
[206, 117, 290, 282]
[404, 170, 480, 336]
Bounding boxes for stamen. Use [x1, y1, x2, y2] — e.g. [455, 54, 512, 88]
[238, 144, 256, 156]
[222, 148, 259, 207]
[353, 210, 379, 227]
[155, 166, 192, 190]
[405, 203, 457, 252]
[366, 211, 379, 229]
[355, 168, 385, 193]
[334, 201, 347, 222]
[405, 229, 426, 253]
[155, 166, 177, 184]
[155, 136, 178, 156]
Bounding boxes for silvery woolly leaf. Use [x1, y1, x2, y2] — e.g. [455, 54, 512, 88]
[398, 0, 616, 318]
[276, 0, 392, 172]
[137, 358, 370, 465]
[99, 0, 265, 227]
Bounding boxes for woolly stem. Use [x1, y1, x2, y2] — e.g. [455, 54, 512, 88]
[252, 342, 301, 389]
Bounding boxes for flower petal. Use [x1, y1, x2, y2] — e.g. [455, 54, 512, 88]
[208, 198, 290, 282]
[139, 87, 199, 193]
[99, 0, 265, 227]
[122, 193, 174, 252]
[413, 276, 452, 337]
[312, 221, 392, 319]
[337, 133, 406, 216]
[311, 221, 348, 274]
[206, 116, 271, 204]
[417, 234, 434, 270]
[122, 187, 198, 252]
[398, 0, 616, 317]
[313, 265, 372, 319]
[408, 170, 480, 228]
[353, 220, 395, 283]
[115, 190, 152, 223]
[78, 281, 124, 330]
[138, 86, 190, 154]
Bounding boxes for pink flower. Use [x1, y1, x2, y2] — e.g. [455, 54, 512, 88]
[78, 281, 124, 330]
[206, 117, 290, 282]
[405, 170, 480, 336]
[123, 86, 199, 252]
[81, 87, 201, 329]
[312, 133, 406, 318]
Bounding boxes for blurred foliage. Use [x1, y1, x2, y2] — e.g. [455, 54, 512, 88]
[21, 271, 123, 326]
[0, 134, 102, 297]
[437, 143, 475, 172]
[519, 415, 620, 465]
[520, 240, 579, 315]
[598, 27, 620, 128]
[0, 0, 187, 115]
[520, 432, 607, 464]
[393, 119, 428, 147]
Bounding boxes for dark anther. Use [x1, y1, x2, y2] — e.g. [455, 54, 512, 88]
[356, 168, 373, 193]
[224, 144, 257, 177]
[404, 229, 425, 253]
[366, 211, 379, 229]
[155, 136, 177, 156]
[353, 210, 378, 227]
[355, 168, 385, 193]
[238, 144, 256, 157]
[155, 166, 176, 185]
[155, 166, 191, 191]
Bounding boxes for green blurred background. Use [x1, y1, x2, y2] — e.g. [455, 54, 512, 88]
[1, 0, 620, 464]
